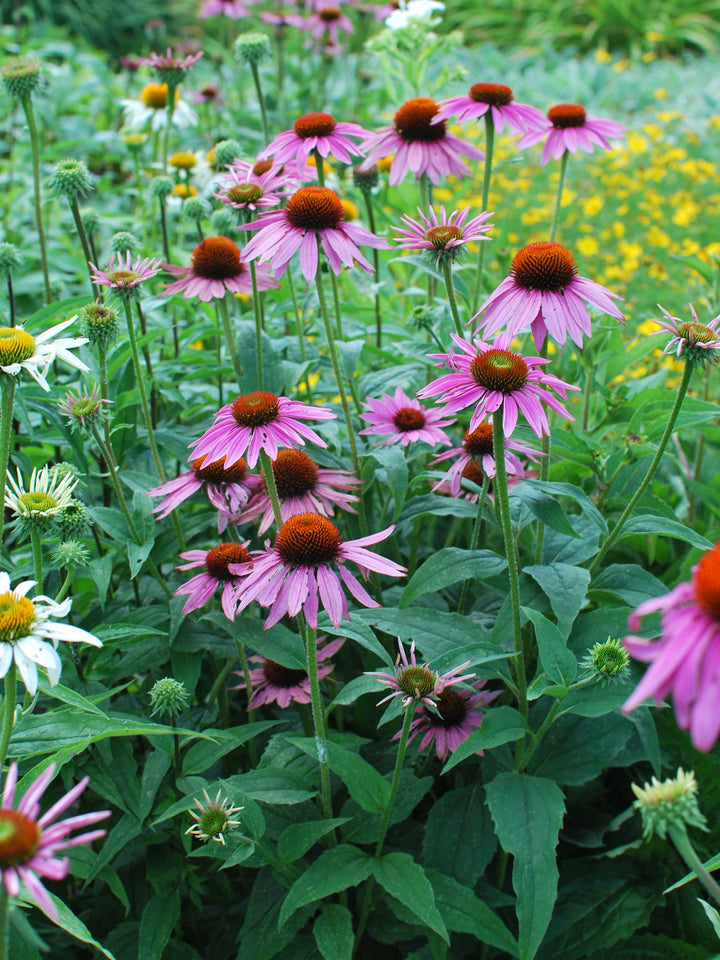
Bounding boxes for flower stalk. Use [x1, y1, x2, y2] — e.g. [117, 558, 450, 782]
[0, 379, 16, 549]
[217, 294, 244, 387]
[21, 97, 51, 304]
[471, 113, 494, 313]
[442, 258, 464, 338]
[549, 150, 569, 243]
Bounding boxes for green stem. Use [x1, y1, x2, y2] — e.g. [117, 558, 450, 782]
[259, 448, 283, 529]
[589, 361, 694, 575]
[329, 270, 344, 340]
[362, 192, 383, 348]
[418, 172, 429, 213]
[533, 340, 551, 567]
[21, 97, 51, 304]
[353, 704, 416, 955]
[91, 424, 141, 542]
[471, 113, 494, 314]
[492, 410, 527, 716]
[69, 196, 99, 298]
[122, 299, 166, 482]
[300, 617, 332, 819]
[549, 150, 569, 243]
[581, 355, 593, 432]
[0, 665, 17, 772]
[287, 269, 311, 399]
[250, 260, 264, 389]
[312, 148, 325, 186]
[233, 636, 257, 766]
[6, 273, 15, 328]
[30, 528, 43, 594]
[442, 258, 464, 338]
[0, 884, 8, 960]
[218, 294, 244, 387]
[0, 380, 16, 550]
[162, 89, 176, 174]
[55, 565, 74, 603]
[250, 63, 270, 145]
[457, 475, 490, 614]
[669, 825, 720, 907]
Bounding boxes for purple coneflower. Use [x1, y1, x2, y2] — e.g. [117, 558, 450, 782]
[367, 640, 474, 708]
[190, 391, 336, 470]
[473, 241, 624, 350]
[175, 542, 254, 619]
[418, 332, 578, 438]
[301, 6, 354, 44]
[241, 186, 390, 282]
[623, 541, 720, 752]
[360, 97, 484, 187]
[162, 236, 278, 302]
[518, 103, 625, 165]
[89, 252, 162, 295]
[262, 111, 369, 166]
[393, 204, 492, 263]
[231, 513, 405, 628]
[402, 681, 499, 760]
[431, 421, 538, 496]
[654, 304, 720, 363]
[359, 385, 454, 447]
[0, 761, 109, 919]
[200, 0, 250, 17]
[233, 637, 344, 708]
[433, 82, 545, 134]
[147, 455, 258, 528]
[215, 166, 284, 213]
[236, 448, 359, 534]
[142, 48, 204, 79]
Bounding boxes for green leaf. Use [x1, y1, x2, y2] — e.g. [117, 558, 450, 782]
[519, 480, 607, 533]
[442, 707, 528, 773]
[426, 869, 519, 957]
[510, 487, 579, 538]
[317, 613, 389, 662]
[25, 294, 90, 330]
[373, 853, 449, 943]
[313, 905, 354, 960]
[522, 608, 577, 685]
[698, 899, 720, 939]
[614, 514, 712, 550]
[524, 564, 590, 637]
[369, 445, 408, 521]
[278, 818, 351, 864]
[528, 713, 632, 785]
[138, 750, 172, 823]
[181, 722, 280, 776]
[138, 891, 180, 960]
[279, 845, 373, 928]
[398, 493, 478, 525]
[127, 539, 154, 579]
[422, 785, 497, 886]
[485, 772, 565, 960]
[238, 868, 315, 960]
[288, 737, 390, 813]
[330, 674, 386, 708]
[222, 769, 316, 806]
[37, 680, 108, 717]
[590, 563, 667, 607]
[32, 893, 118, 958]
[400, 548, 506, 608]
[559, 684, 632, 718]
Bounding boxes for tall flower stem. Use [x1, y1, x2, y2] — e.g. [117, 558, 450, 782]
[287, 269, 311, 400]
[161, 89, 176, 174]
[549, 150, 569, 243]
[68, 196, 100, 298]
[250, 260, 264, 389]
[233, 634, 258, 766]
[669, 825, 720, 907]
[589, 361, 694, 575]
[122, 299, 165, 483]
[457, 475, 490, 614]
[217, 294, 243, 388]
[259, 448, 283, 529]
[0, 885, 8, 960]
[353, 703, 417, 956]
[533, 340, 551, 567]
[492, 409, 527, 716]
[362, 192, 383, 348]
[0, 664, 17, 773]
[418, 172, 429, 213]
[442, 258, 464, 338]
[21, 96, 51, 304]
[471, 114, 494, 314]
[0, 380, 17, 550]
[299, 616, 333, 819]
[329, 271, 344, 340]
[313, 148, 325, 187]
[250, 63, 270, 145]
[5, 270, 15, 328]
[91, 424, 140, 542]
[30, 528, 43, 593]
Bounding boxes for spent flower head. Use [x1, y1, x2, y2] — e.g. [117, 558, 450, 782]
[632, 769, 706, 840]
[48, 159, 94, 201]
[53, 500, 93, 539]
[143, 48, 203, 86]
[58, 384, 110, 432]
[186, 788, 243, 845]
[149, 677, 191, 718]
[1, 56, 41, 100]
[580, 637, 630, 684]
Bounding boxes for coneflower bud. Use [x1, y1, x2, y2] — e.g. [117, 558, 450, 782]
[1, 56, 41, 100]
[212, 139, 243, 170]
[78, 301, 119, 349]
[233, 33, 272, 66]
[353, 162, 379, 192]
[48, 159, 94, 201]
[632, 768, 706, 840]
[149, 677, 191, 718]
[149, 176, 174, 201]
[110, 231, 140, 255]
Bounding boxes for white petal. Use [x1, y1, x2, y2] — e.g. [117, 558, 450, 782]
[13, 646, 38, 696]
[0, 644, 13, 679]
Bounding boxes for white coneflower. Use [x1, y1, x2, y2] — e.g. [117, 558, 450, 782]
[5, 465, 77, 527]
[0, 318, 88, 392]
[120, 83, 198, 132]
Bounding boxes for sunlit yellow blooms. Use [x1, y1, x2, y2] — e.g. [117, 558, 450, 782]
[576, 236, 599, 256]
[646, 225, 671, 248]
[581, 196, 603, 217]
[654, 87, 668, 99]
[626, 132, 648, 154]
[595, 48, 612, 63]
[611, 222, 625, 238]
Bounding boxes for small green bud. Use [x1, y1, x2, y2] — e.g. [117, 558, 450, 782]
[210, 208, 235, 236]
[182, 197, 208, 224]
[150, 176, 174, 201]
[123, 132, 147, 154]
[78, 301, 119, 350]
[632, 768, 707, 840]
[353, 162, 379, 193]
[186, 788, 243, 845]
[149, 677, 191, 718]
[234, 33, 272, 66]
[408, 303, 444, 333]
[48, 159, 94, 201]
[110, 231, 139, 255]
[81, 207, 99, 234]
[53, 499, 93, 538]
[1, 56, 41, 100]
[580, 637, 630, 684]
[0, 243, 22, 274]
[212, 139, 242, 170]
[52, 539, 91, 567]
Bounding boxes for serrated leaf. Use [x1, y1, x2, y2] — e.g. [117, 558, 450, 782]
[485, 772, 565, 960]
[278, 845, 373, 928]
[400, 548, 506, 608]
[442, 706, 528, 773]
[426, 869, 519, 957]
[373, 853, 448, 943]
[288, 737, 390, 813]
[528, 713, 632, 785]
[523, 608, 577, 685]
[590, 563, 667, 607]
[313, 905, 354, 960]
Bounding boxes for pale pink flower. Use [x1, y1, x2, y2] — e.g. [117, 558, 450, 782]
[401, 681, 500, 760]
[0, 762, 109, 919]
[241, 186, 390, 283]
[89, 252, 162, 293]
[142, 48, 204, 78]
[214, 167, 284, 213]
[300, 6, 354, 44]
[262, 112, 370, 166]
[623, 541, 720, 751]
[473, 241, 624, 350]
[433, 82, 546, 134]
[517, 103, 625, 165]
[431, 421, 539, 496]
[175, 542, 254, 619]
[189, 392, 336, 469]
[359, 385, 454, 447]
[360, 96, 484, 187]
[232, 637, 344, 708]
[162, 236, 278, 301]
[418, 332, 578, 438]
[367, 639, 475, 708]
[236, 448, 359, 534]
[231, 513, 405, 629]
[200, 0, 250, 17]
[393, 204, 492, 263]
[653, 303, 720, 362]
